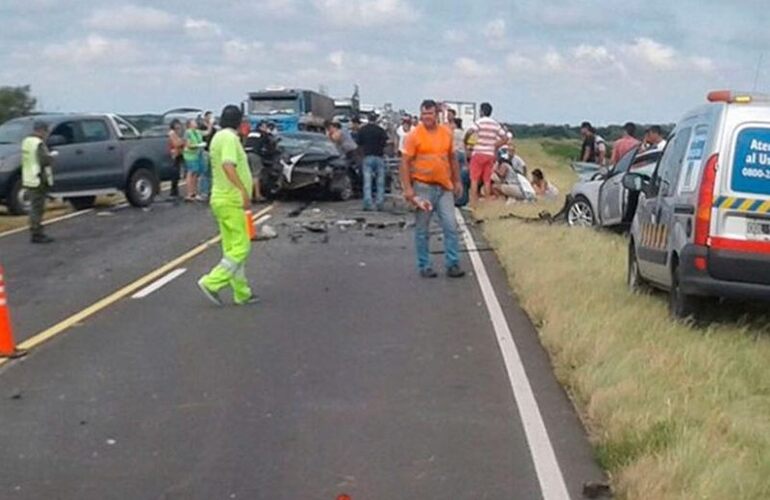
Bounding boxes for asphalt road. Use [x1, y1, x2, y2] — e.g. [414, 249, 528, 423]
[0, 195, 604, 499]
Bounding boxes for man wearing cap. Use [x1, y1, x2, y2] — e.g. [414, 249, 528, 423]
[22, 121, 55, 244]
[197, 105, 258, 306]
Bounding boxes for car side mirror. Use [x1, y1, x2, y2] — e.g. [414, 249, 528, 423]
[622, 173, 645, 192]
[47, 135, 66, 147]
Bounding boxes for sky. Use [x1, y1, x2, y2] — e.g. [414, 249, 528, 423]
[0, 0, 768, 125]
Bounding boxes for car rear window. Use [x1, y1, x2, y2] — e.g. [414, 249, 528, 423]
[730, 126, 770, 195]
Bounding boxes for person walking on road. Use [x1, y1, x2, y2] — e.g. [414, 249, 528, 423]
[610, 122, 640, 165]
[400, 99, 465, 279]
[396, 116, 413, 156]
[464, 102, 509, 207]
[22, 121, 55, 244]
[197, 105, 258, 306]
[183, 119, 205, 201]
[356, 113, 389, 211]
[167, 120, 185, 198]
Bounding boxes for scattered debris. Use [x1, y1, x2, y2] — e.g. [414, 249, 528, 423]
[583, 481, 613, 499]
[106, 438, 117, 446]
[358, 262, 367, 267]
[96, 212, 115, 217]
[80, 420, 88, 426]
[256, 224, 278, 240]
[288, 202, 312, 218]
[302, 222, 327, 233]
[335, 220, 357, 227]
[9, 392, 22, 400]
[311, 208, 322, 214]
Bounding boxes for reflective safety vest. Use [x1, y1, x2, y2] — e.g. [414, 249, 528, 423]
[21, 136, 53, 188]
[406, 124, 453, 190]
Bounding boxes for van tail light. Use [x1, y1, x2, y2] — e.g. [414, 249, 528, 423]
[695, 154, 719, 247]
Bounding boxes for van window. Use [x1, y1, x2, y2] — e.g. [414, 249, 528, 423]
[656, 127, 692, 197]
[730, 126, 770, 196]
[680, 124, 710, 193]
[80, 120, 110, 143]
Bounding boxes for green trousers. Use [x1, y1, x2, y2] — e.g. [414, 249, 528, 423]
[201, 203, 253, 303]
[28, 187, 48, 237]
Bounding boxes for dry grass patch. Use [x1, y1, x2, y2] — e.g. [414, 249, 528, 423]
[477, 139, 770, 499]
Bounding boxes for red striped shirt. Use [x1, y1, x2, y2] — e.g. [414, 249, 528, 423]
[470, 117, 507, 157]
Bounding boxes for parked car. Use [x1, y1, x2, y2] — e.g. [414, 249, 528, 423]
[249, 132, 360, 201]
[624, 90, 770, 319]
[567, 146, 662, 228]
[0, 114, 175, 214]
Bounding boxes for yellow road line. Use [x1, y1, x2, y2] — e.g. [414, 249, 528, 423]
[0, 204, 273, 368]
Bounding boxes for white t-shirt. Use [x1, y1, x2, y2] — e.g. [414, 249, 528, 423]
[397, 125, 412, 153]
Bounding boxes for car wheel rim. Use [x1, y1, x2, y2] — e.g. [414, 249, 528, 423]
[568, 201, 593, 227]
[629, 258, 639, 288]
[136, 177, 153, 201]
[17, 186, 31, 210]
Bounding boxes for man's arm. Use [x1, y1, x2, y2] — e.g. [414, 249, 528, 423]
[37, 143, 54, 167]
[449, 144, 462, 198]
[222, 162, 251, 208]
[597, 142, 607, 165]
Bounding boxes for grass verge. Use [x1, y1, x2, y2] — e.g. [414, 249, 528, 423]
[478, 139, 770, 499]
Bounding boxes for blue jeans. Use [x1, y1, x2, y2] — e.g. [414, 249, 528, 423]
[198, 153, 211, 197]
[413, 182, 461, 271]
[362, 155, 386, 209]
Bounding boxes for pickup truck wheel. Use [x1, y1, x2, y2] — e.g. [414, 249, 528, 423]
[567, 195, 595, 227]
[331, 172, 354, 201]
[68, 196, 96, 211]
[126, 168, 158, 207]
[669, 262, 701, 321]
[628, 241, 650, 294]
[7, 176, 31, 215]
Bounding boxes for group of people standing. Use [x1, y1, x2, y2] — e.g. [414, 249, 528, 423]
[167, 112, 217, 202]
[581, 121, 668, 166]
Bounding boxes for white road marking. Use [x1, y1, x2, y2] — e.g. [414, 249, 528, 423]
[254, 214, 272, 225]
[456, 210, 571, 500]
[130, 268, 187, 299]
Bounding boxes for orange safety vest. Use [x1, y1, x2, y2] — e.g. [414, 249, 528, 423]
[405, 124, 453, 190]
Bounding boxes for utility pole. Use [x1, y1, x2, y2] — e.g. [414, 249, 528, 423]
[753, 53, 764, 92]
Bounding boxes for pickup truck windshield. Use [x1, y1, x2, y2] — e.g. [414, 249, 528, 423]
[0, 120, 33, 144]
[249, 98, 299, 115]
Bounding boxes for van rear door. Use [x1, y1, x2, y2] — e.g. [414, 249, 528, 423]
[709, 105, 770, 284]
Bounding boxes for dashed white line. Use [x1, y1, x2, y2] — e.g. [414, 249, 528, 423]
[456, 209, 571, 500]
[131, 268, 187, 299]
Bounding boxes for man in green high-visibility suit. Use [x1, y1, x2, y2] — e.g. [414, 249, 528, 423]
[197, 105, 258, 306]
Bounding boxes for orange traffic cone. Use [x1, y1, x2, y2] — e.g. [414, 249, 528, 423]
[245, 209, 257, 240]
[0, 266, 27, 359]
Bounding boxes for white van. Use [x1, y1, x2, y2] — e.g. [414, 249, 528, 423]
[624, 90, 770, 319]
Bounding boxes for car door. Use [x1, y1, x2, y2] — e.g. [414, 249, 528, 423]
[637, 128, 693, 284]
[77, 118, 122, 188]
[47, 120, 88, 191]
[599, 147, 637, 226]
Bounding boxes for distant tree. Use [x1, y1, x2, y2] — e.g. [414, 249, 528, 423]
[0, 85, 37, 124]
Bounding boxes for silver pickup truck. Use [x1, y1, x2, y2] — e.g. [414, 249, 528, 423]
[0, 113, 175, 214]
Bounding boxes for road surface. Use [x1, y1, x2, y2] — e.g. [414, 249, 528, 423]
[0, 196, 604, 499]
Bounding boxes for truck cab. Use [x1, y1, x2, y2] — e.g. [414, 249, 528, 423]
[246, 89, 334, 133]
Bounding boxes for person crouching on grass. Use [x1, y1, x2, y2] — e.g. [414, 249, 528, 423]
[400, 99, 465, 279]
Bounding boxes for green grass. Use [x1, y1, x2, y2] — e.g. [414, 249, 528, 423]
[539, 138, 582, 162]
[476, 138, 770, 500]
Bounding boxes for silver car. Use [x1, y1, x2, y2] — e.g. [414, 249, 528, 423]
[567, 147, 662, 228]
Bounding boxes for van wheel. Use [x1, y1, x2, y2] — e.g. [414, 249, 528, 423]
[567, 195, 595, 227]
[126, 168, 158, 207]
[669, 263, 701, 321]
[69, 196, 96, 211]
[628, 241, 649, 293]
[7, 176, 31, 215]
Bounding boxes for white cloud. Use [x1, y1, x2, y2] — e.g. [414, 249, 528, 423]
[454, 56, 496, 78]
[573, 44, 614, 64]
[329, 50, 345, 69]
[184, 18, 222, 38]
[42, 35, 141, 65]
[443, 29, 467, 44]
[622, 37, 676, 69]
[260, 0, 299, 17]
[274, 40, 317, 54]
[486, 19, 506, 41]
[312, 0, 415, 27]
[689, 56, 716, 73]
[85, 5, 176, 32]
[543, 50, 564, 71]
[223, 39, 266, 64]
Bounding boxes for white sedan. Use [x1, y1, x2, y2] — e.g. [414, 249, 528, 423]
[567, 147, 662, 228]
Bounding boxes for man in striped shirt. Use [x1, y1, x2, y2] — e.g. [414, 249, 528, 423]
[464, 102, 509, 207]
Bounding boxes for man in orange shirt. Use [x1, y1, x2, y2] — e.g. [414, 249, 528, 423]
[400, 99, 465, 278]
